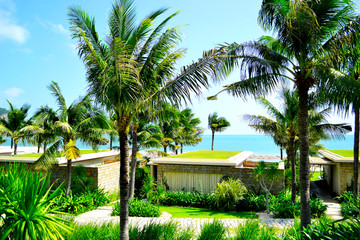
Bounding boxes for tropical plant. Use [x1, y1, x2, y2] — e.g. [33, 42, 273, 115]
[0, 164, 70, 239]
[0, 101, 31, 155]
[198, 220, 227, 240]
[213, 178, 247, 210]
[245, 87, 351, 203]
[208, 112, 230, 151]
[112, 199, 161, 217]
[68, 1, 222, 238]
[252, 161, 282, 214]
[209, 0, 358, 228]
[33, 81, 110, 196]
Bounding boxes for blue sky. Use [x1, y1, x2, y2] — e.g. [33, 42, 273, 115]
[0, 0, 356, 134]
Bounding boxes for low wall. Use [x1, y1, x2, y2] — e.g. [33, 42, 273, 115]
[156, 164, 284, 194]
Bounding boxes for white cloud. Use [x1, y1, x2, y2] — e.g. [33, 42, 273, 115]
[0, 10, 29, 43]
[4, 87, 24, 97]
[36, 16, 68, 35]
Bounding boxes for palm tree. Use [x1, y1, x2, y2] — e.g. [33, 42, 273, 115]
[34, 81, 110, 196]
[174, 108, 203, 154]
[245, 87, 351, 203]
[0, 101, 31, 155]
[68, 1, 222, 238]
[208, 112, 230, 151]
[210, 0, 357, 228]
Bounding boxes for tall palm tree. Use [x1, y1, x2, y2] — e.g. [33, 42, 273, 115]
[208, 112, 230, 151]
[210, 0, 357, 228]
[0, 101, 31, 155]
[245, 87, 351, 203]
[174, 108, 203, 154]
[68, 1, 222, 238]
[34, 81, 110, 196]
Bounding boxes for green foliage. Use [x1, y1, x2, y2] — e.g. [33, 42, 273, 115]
[233, 220, 278, 240]
[310, 197, 328, 218]
[0, 164, 70, 240]
[62, 222, 120, 240]
[130, 222, 193, 240]
[112, 199, 161, 217]
[159, 191, 215, 208]
[135, 166, 150, 197]
[337, 191, 360, 218]
[51, 188, 109, 215]
[198, 220, 227, 240]
[237, 193, 267, 212]
[213, 178, 247, 210]
[71, 165, 96, 194]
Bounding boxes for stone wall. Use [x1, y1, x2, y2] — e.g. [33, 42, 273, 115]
[338, 163, 360, 194]
[156, 164, 284, 194]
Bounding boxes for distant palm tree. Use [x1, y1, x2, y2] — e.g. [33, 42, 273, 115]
[208, 112, 230, 151]
[68, 0, 222, 238]
[245, 87, 351, 203]
[210, 0, 358, 227]
[0, 101, 31, 155]
[34, 81, 110, 196]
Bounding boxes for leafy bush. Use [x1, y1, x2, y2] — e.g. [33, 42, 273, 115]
[159, 191, 215, 208]
[71, 165, 96, 194]
[233, 220, 278, 240]
[198, 220, 227, 240]
[51, 188, 109, 215]
[112, 199, 161, 217]
[63, 222, 120, 240]
[237, 193, 267, 212]
[337, 191, 360, 218]
[310, 197, 328, 218]
[213, 178, 247, 210]
[0, 164, 70, 239]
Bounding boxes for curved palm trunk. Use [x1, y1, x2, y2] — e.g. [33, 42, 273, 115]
[289, 137, 296, 204]
[181, 143, 183, 154]
[66, 158, 72, 196]
[353, 109, 359, 197]
[13, 141, 17, 155]
[11, 138, 13, 149]
[129, 126, 138, 199]
[43, 143, 47, 153]
[110, 136, 113, 150]
[211, 131, 215, 151]
[119, 130, 130, 240]
[298, 84, 311, 229]
[175, 142, 178, 155]
[163, 145, 167, 153]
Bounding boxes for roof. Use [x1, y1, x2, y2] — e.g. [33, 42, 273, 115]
[149, 151, 254, 167]
[309, 156, 335, 165]
[318, 150, 354, 163]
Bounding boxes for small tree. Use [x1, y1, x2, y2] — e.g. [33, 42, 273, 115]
[253, 161, 282, 214]
[208, 112, 230, 151]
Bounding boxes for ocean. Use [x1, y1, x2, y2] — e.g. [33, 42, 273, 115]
[2, 134, 355, 156]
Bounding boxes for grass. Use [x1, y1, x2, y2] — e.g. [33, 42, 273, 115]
[159, 206, 258, 219]
[5, 149, 109, 158]
[311, 172, 323, 181]
[168, 150, 242, 159]
[328, 150, 357, 157]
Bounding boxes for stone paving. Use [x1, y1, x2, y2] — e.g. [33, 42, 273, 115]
[74, 205, 295, 232]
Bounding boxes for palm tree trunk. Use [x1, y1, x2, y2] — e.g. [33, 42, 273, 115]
[280, 147, 283, 161]
[163, 145, 167, 153]
[286, 148, 290, 169]
[66, 158, 72, 196]
[119, 130, 130, 240]
[211, 131, 215, 151]
[110, 135, 113, 150]
[289, 136, 296, 204]
[175, 142, 178, 155]
[265, 189, 270, 214]
[298, 84, 311, 229]
[129, 126, 138, 199]
[37, 144, 41, 153]
[11, 138, 13, 149]
[181, 143, 183, 154]
[43, 143, 47, 153]
[354, 109, 359, 198]
[14, 141, 17, 155]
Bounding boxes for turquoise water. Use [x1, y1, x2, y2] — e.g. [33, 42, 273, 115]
[2, 134, 354, 155]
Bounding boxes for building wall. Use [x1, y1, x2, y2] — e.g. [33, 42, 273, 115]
[156, 164, 284, 194]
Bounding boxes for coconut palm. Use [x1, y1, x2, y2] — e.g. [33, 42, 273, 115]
[208, 112, 230, 151]
[210, 0, 358, 228]
[68, 0, 222, 238]
[0, 101, 31, 155]
[245, 87, 351, 203]
[34, 81, 110, 196]
[174, 108, 203, 154]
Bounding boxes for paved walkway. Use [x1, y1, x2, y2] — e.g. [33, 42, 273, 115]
[74, 206, 294, 232]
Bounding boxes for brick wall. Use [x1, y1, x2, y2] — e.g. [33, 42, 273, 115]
[156, 164, 284, 194]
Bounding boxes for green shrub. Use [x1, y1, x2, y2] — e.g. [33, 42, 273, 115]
[237, 193, 267, 212]
[310, 197, 327, 218]
[159, 191, 215, 208]
[233, 220, 278, 240]
[51, 188, 109, 215]
[112, 199, 161, 217]
[198, 220, 227, 240]
[0, 164, 70, 239]
[337, 191, 360, 218]
[62, 223, 120, 240]
[213, 178, 247, 210]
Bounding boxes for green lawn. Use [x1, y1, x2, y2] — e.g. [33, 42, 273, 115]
[328, 150, 357, 157]
[311, 172, 323, 181]
[159, 206, 258, 219]
[5, 149, 109, 158]
[168, 150, 242, 159]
